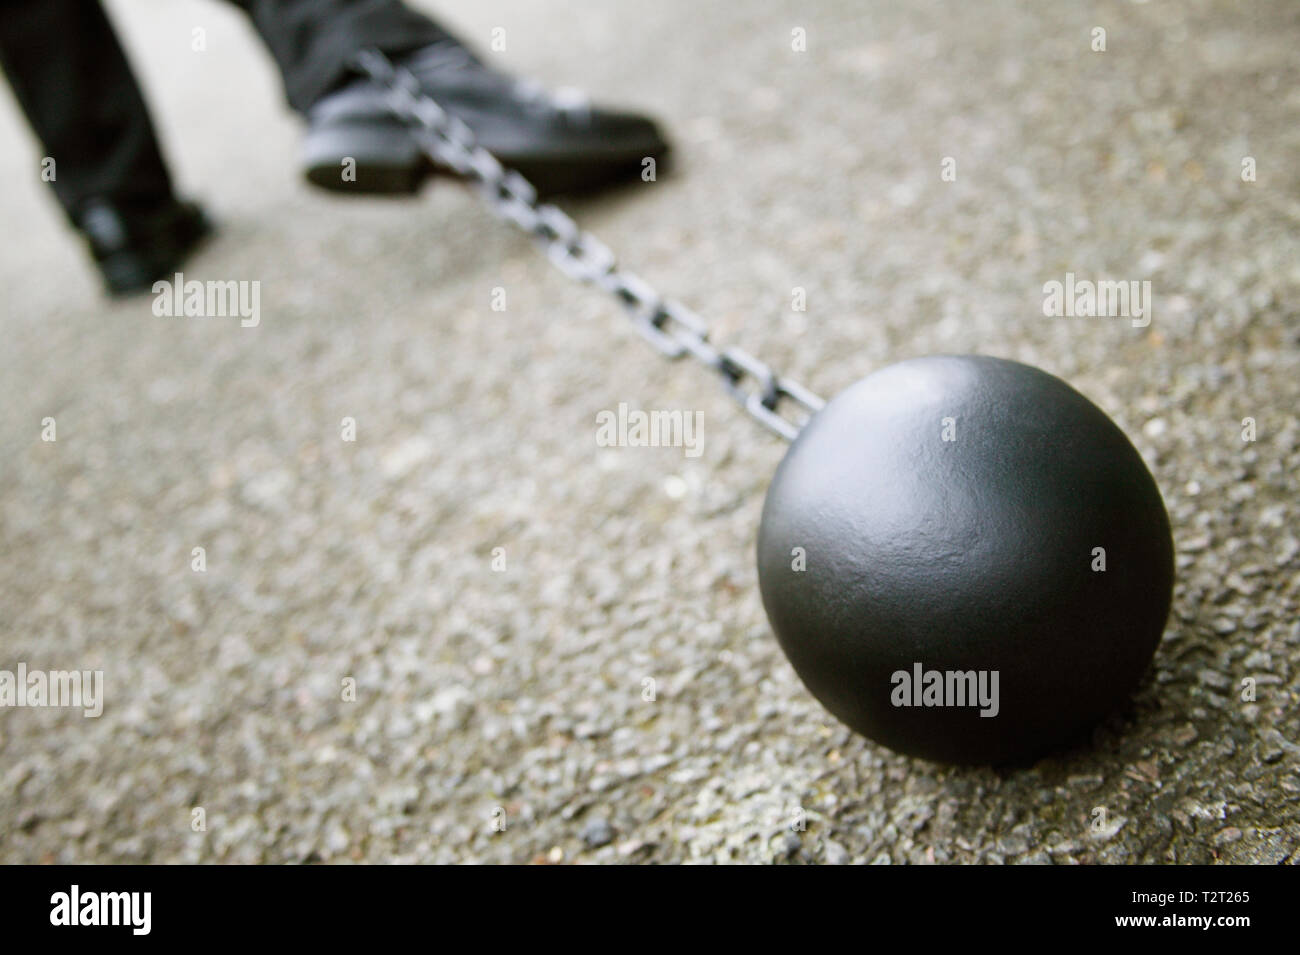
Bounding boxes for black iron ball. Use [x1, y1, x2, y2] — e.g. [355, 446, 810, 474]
[756, 355, 1174, 765]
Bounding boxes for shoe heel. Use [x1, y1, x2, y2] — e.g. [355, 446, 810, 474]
[302, 122, 427, 195]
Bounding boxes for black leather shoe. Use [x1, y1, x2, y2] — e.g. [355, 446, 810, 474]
[303, 42, 670, 197]
[76, 197, 214, 296]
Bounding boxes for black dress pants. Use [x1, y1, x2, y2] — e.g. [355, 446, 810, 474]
[0, 0, 451, 219]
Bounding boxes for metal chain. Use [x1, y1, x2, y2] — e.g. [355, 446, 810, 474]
[352, 49, 824, 441]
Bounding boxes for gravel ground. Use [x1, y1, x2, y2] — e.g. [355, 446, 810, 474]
[1, 0, 1298, 864]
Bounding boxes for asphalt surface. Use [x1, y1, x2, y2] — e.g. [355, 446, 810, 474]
[1, 0, 1297, 863]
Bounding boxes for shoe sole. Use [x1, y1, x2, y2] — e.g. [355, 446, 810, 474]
[303, 120, 668, 198]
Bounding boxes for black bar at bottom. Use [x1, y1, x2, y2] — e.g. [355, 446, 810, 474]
[0, 863, 1281, 940]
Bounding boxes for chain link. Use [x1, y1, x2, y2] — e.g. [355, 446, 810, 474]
[353, 50, 824, 441]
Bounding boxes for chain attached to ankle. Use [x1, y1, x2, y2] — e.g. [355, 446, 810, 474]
[351, 49, 824, 441]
